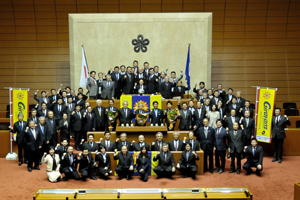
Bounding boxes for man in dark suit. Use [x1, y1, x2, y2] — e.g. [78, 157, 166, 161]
[227, 122, 245, 174]
[49, 88, 60, 105]
[79, 133, 99, 152]
[133, 134, 150, 151]
[178, 102, 192, 130]
[92, 99, 106, 131]
[193, 81, 206, 96]
[214, 120, 227, 174]
[147, 68, 158, 94]
[38, 102, 49, 118]
[51, 97, 67, 121]
[225, 88, 235, 106]
[114, 146, 134, 180]
[100, 131, 115, 151]
[168, 132, 184, 151]
[55, 139, 69, 159]
[9, 113, 28, 166]
[173, 80, 188, 94]
[196, 118, 215, 173]
[153, 143, 176, 179]
[161, 76, 174, 99]
[118, 100, 134, 126]
[132, 60, 139, 74]
[96, 72, 105, 99]
[121, 67, 135, 94]
[28, 109, 39, 124]
[24, 121, 42, 172]
[236, 91, 245, 109]
[149, 101, 164, 126]
[240, 110, 255, 146]
[223, 109, 240, 131]
[271, 108, 291, 163]
[243, 138, 263, 176]
[163, 101, 176, 130]
[211, 90, 222, 107]
[202, 98, 211, 112]
[134, 79, 148, 94]
[45, 111, 58, 148]
[71, 105, 83, 151]
[82, 106, 96, 142]
[193, 101, 206, 131]
[177, 143, 199, 179]
[57, 113, 70, 143]
[100, 74, 115, 100]
[217, 100, 226, 120]
[151, 132, 167, 151]
[105, 99, 118, 131]
[61, 146, 80, 181]
[157, 71, 166, 93]
[134, 102, 147, 126]
[66, 96, 75, 116]
[114, 133, 133, 151]
[239, 100, 254, 119]
[109, 66, 122, 99]
[78, 148, 97, 180]
[34, 90, 49, 110]
[36, 116, 47, 164]
[227, 97, 240, 115]
[183, 132, 200, 151]
[75, 93, 85, 109]
[143, 62, 150, 77]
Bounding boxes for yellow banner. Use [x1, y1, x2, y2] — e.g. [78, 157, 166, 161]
[12, 89, 29, 124]
[255, 87, 277, 143]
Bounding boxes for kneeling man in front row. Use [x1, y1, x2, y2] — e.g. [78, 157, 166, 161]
[243, 138, 263, 176]
[114, 146, 134, 180]
[177, 143, 199, 179]
[153, 143, 176, 179]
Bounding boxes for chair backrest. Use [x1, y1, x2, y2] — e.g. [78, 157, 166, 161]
[284, 109, 299, 116]
[283, 102, 297, 110]
[250, 103, 255, 109]
[296, 120, 300, 128]
[0, 123, 10, 130]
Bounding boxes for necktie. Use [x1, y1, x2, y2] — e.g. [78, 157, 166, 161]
[237, 98, 240, 103]
[106, 141, 109, 150]
[276, 116, 279, 124]
[125, 109, 127, 118]
[217, 128, 220, 137]
[179, 87, 181, 92]
[93, 78, 96, 84]
[190, 140, 193, 149]
[90, 142, 93, 147]
[107, 82, 110, 87]
[41, 125, 44, 134]
[69, 155, 73, 171]
[232, 117, 235, 123]
[54, 96, 56, 101]
[52, 156, 56, 171]
[32, 129, 36, 140]
[204, 128, 208, 138]
[43, 110, 46, 117]
[99, 108, 101, 116]
[155, 109, 157, 117]
[65, 121, 68, 128]
[159, 142, 161, 151]
[58, 105, 61, 113]
[184, 110, 187, 118]
[166, 83, 168, 89]
[246, 118, 249, 127]
[164, 153, 167, 161]
[175, 140, 178, 151]
[50, 120, 53, 127]
[234, 131, 237, 139]
[186, 152, 189, 162]
[198, 109, 201, 118]
[117, 73, 119, 80]
[77, 112, 81, 118]
[20, 122, 23, 131]
[69, 104, 72, 111]
[139, 110, 142, 114]
[253, 147, 256, 156]
[110, 107, 113, 111]
[87, 156, 90, 164]
[233, 104, 236, 109]
[89, 113, 92, 120]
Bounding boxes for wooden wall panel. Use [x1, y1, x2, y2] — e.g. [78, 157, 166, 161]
[0, 0, 299, 110]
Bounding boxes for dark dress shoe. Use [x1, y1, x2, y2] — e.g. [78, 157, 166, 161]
[272, 158, 277, 162]
[204, 169, 208, 173]
[18, 162, 23, 166]
[237, 170, 240, 175]
[28, 168, 32, 172]
[126, 175, 130, 180]
[39, 161, 42, 165]
[192, 175, 196, 180]
[63, 177, 67, 181]
[215, 168, 220, 173]
[90, 176, 97, 180]
[156, 176, 161, 179]
[219, 170, 224, 174]
[119, 176, 123, 180]
[25, 160, 28, 164]
[34, 167, 40, 170]
[209, 170, 214, 174]
[278, 159, 282, 163]
[229, 169, 235, 173]
[246, 170, 253, 175]
[256, 170, 261, 176]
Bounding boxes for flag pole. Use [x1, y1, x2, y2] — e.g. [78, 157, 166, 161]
[187, 43, 191, 99]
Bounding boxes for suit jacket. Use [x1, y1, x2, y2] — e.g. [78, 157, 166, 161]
[100, 81, 115, 99]
[196, 126, 215, 151]
[28, 116, 39, 124]
[45, 117, 58, 142]
[114, 152, 134, 169]
[147, 74, 158, 94]
[114, 140, 133, 151]
[36, 123, 47, 142]
[178, 150, 199, 167]
[184, 139, 200, 151]
[228, 129, 245, 153]
[96, 153, 111, 168]
[70, 111, 83, 132]
[56, 145, 68, 158]
[153, 151, 175, 171]
[135, 72, 147, 80]
[227, 103, 241, 115]
[25, 128, 43, 151]
[51, 103, 67, 120]
[92, 106, 106, 129]
[194, 107, 206, 129]
[43, 154, 60, 172]
[66, 103, 75, 114]
[38, 109, 49, 118]
[136, 154, 149, 172]
[241, 118, 255, 140]
[133, 142, 150, 151]
[271, 116, 291, 139]
[11, 121, 28, 144]
[57, 119, 70, 139]
[118, 107, 133, 125]
[217, 106, 226, 119]
[178, 109, 192, 130]
[100, 140, 115, 151]
[122, 73, 135, 94]
[49, 95, 60, 105]
[236, 97, 245, 108]
[173, 86, 187, 94]
[87, 77, 98, 96]
[161, 82, 174, 99]
[34, 94, 50, 110]
[109, 72, 122, 94]
[225, 94, 236, 104]
[61, 153, 78, 172]
[79, 142, 99, 152]
[79, 152, 95, 172]
[168, 140, 184, 151]
[239, 107, 254, 119]
[135, 84, 148, 94]
[223, 116, 240, 130]
[214, 127, 227, 151]
[151, 140, 167, 151]
[211, 96, 222, 106]
[82, 112, 96, 132]
[149, 109, 163, 125]
[244, 145, 263, 165]
[75, 98, 85, 108]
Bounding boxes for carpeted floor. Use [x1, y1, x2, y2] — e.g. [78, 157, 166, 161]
[0, 156, 298, 200]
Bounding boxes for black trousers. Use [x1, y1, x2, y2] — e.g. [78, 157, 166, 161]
[96, 124, 105, 131]
[243, 161, 263, 172]
[115, 166, 133, 177]
[89, 96, 97, 100]
[17, 142, 27, 162]
[138, 169, 149, 181]
[204, 150, 214, 171]
[63, 168, 80, 180]
[39, 140, 48, 160]
[80, 165, 97, 179]
[215, 150, 226, 170]
[178, 165, 198, 176]
[82, 131, 88, 142]
[74, 131, 82, 147]
[230, 150, 241, 170]
[27, 149, 39, 169]
[98, 167, 111, 177]
[273, 137, 284, 160]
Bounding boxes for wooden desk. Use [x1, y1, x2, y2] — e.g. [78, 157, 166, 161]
[116, 125, 167, 133]
[295, 183, 300, 200]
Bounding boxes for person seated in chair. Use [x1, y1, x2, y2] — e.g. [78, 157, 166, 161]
[114, 146, 134, 180]
[151, 132, 167, 151]
[134, 79, 148, 94]
[243, 138, 263, 176]
[177, 143, 199, 179]
[168, 131, 184, 151]
[114, 133, 133, 151]
[153, 143, 176, 179]
[78, 148, 97, 181]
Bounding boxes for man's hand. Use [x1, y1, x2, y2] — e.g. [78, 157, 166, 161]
[104, 167, 108, 170]
[132, 140, 135, 144]
[43, 152, 47, 157]
[124, 75, 127, 79]
[251, 135, 254, 139]
[180, 69, 183, 73]
[244, 146, 248, 150]
[155, 79, 158, 82]
[112, 97, 115, 100]
[94, 162, 97, 166]
[156, 151, 160, 155]
[92, 128, 95, 131]
[135, 83, 137, 86]
[177, 164, 180, 169]
[56, 143, 60, 148]
[105, 109, 108, 113]
[64, 121, 67, 126]
[213, 147, 216, 151]
[79, 152, 82, 157]
[114, 149, 117, 153]
[83, 112, 86, 117]
[39, 146, 42, 149]
[183, 137, 187, 141]
[228, 148, 230, 152]
[178, 100, 181, 104]
[193, 125, 197, 130]
[63, 152, 67, 157]
[284, 115, 288, 119]
[139, 169, 144, 172]
[152, 142, 155, 146]
[100, 138, 103, 142]
[172, 167, 175, 172]
[116, 138, 119, 142]
[240, 117, 244, 121]
[164, 110, 167, 114]
[52, 101, 56, 104]
[72, 111, 75, 115]
[240, 124, 244, 129]
[8, 126, 11, 130]
[223, 115, 227, 119]
[257, 165, 262, 170]
[95, 150, 98, 154]
[192, 151, 196, 155]
[150, 109, 153, 113]
[195, 84, 197, 87]
[26, 127, 29, 131]
[129, 166, 133, 171]
[240, 108, 243, 112]
[81, 139, 84, 143]
[227, 100, 230, 104]
[189, 126, 192, 129]
[47, 141, 49, 144]
[166, 68, 168, 72]
[226, 127, 229, 132]
[36, 90, 39, 93]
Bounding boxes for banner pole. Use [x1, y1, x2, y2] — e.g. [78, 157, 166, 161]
[9, 87, 12, 153]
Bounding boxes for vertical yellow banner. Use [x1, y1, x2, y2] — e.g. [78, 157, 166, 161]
[255, 87, 277, 143]
[12, 89, 29, 125]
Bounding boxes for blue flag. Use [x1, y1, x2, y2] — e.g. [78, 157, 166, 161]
[185, 45, 191, 90]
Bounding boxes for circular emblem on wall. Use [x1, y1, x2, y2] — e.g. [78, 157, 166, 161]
[132, 34, 150, 53]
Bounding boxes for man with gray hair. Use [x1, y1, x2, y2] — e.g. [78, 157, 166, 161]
[87, 71, 98, 99]
[9, 112, 28, 166]
[45, 111, 58, 148]
[114, 133, 133, 151]
[151, 132, 167, 151]
[99, 74, 115, 100]
[168, 131, 184, 151]
[134, 102, 147, 126]
[236, 91, 245, 108]
[92, 99, 106, 131]
[118, 100, 133, 126]
[153, 143, 176, 179]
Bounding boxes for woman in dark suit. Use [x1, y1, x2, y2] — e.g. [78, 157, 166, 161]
[136, 146, 149, 182]
[95, 144, 112, 179]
